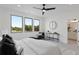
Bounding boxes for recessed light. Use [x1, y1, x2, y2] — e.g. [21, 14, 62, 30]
[17, 5, 21, 7]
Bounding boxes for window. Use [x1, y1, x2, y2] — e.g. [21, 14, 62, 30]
[11, 15, 23, 32]
[33, 19, 40, 31]
[11, 15, 40, 32]
[25, 18, 33, 31]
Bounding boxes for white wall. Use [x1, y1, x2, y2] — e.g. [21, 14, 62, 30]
[44, 7, 79, 43]
[1, 5, 79, 44]
[0, 7, 45, 40]
[44, 15, 68, 43]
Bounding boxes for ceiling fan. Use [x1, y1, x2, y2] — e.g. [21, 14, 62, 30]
[33, 4, 56, 15]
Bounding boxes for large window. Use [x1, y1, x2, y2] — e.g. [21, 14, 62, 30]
[33, 19, 40, 31]
[11, 15, 23, 32]
[11, 15, 40, 32]
[25, 18, 33, 31]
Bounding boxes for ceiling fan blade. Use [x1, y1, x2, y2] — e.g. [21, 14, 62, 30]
[33, 7, 42, 10]
[45, 7, 56, 11]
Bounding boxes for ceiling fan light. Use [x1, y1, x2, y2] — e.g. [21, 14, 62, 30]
[42, 10, 46, 12]
[17, 5, 21, 7]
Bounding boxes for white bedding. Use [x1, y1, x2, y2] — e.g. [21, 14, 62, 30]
[14, 39, 36, 55]
[14, 38, 79, 55]
[0, 36, 79, 55]
[14, 38, 61, 55]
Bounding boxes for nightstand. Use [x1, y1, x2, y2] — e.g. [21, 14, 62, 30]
[45, 32, 60, 41]
[53, 32, 60, 41]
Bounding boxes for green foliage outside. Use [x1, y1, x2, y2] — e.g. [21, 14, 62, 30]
[11, 27, 22, 32]
[25, 25, 32, 31]
[34, 26, 39, 31]
[11, 25, 39, 32]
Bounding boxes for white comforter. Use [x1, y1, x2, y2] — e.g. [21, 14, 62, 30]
[1, 36, 79, 55]
[14, 38, 61, 55]
[14, 38, 79, 55]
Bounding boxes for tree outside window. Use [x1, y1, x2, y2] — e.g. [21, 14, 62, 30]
[25, 18, 33, 31]
[11, 16, 23, 32]
[33, 20, 40, 31]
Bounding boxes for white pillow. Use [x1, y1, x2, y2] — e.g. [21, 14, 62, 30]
[0, 37, 2, 41]
[14, 40, 23, 55]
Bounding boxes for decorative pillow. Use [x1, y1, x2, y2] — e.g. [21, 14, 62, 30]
[14, 40, 23, 55]
[2, 34, 14, 44]
[6, 34, 12, 40]
[1, 42, 17, 55]
[0, 34, 17, 55]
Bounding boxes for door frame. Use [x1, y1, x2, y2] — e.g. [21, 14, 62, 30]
[67, 20, 78, 44]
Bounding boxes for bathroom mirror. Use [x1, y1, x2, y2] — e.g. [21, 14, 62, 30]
[49, 21, 57, 30]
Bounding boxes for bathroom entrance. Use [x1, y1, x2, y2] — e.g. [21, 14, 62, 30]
[67, 19, 78, 45]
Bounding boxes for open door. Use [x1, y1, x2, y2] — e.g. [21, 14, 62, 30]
[67, 19, 78, 45]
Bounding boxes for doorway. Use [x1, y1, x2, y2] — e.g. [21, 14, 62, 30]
[67, 19, 78, 45]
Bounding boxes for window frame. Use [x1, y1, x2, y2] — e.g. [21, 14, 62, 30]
[24, 17, 33, 32]
[33, 19, 40, 32]
[10, 15, 23, 33]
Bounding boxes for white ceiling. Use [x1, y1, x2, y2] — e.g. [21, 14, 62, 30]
[0, 4, 79, 17]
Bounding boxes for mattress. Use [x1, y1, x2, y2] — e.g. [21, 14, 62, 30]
[17, 38, 61, 55]
[12, 38, 79, 55]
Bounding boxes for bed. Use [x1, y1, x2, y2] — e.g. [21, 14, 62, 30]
[1, 36, 79, 55]
[15, 37, 79, 55]
[14, 38, 61, 55]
